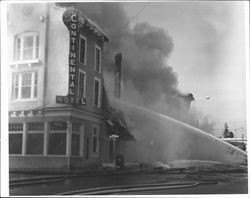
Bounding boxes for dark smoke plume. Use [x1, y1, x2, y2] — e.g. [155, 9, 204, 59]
[58, 2, 214, 132]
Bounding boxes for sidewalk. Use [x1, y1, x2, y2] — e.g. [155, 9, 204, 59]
[10, 174, 65, 182]
[9, 162, 143, 183]
[9, 162, 199, 183]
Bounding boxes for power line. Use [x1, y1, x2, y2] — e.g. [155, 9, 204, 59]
[213, 121, 246, 125]
[110, 2, 151, 41]
[213, 128, 246, 131]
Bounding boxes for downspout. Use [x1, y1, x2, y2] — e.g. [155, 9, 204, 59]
[43, 3, 50, 109]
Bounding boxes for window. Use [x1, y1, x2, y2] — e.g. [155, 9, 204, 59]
[12, 72, 38, 100]
[79, 35, 87, 65]
[48, 122, 67, 155]
[26, 122, 44, 155]
[9, 123, 23, 131]
[72, 122, 81, 132]
[94, 77, 101, 107]
[71, 123, 81, 156]
[95, 45, 101, 72]
[78, 70, 86, 98]
[9, 123, 23, 154]
[92, 125, 99, 157]
[72, 134, 80, 156]
[14, 32, 39, 61]
[50, 122, 67, 131]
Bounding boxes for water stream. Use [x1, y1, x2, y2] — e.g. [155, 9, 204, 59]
[109, 97, 247, 166]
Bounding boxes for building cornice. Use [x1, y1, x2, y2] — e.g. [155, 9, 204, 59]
[44, 106, 104, 119]
[9, 106, 104, 119]
[62, 7, 109, 42]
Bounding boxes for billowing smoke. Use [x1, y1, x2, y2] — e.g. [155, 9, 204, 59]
[58, 2, 214, 132]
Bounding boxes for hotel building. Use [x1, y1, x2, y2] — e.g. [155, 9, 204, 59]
[8, 3, 112, 171]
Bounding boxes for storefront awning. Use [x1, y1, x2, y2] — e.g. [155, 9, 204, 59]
[105, 119, 135, 141]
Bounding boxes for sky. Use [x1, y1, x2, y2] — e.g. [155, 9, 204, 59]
[123, 1, 247, 135]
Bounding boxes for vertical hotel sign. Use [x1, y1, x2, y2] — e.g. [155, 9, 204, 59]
[68, 12, 77, 96]
[57, 8, 86, 105]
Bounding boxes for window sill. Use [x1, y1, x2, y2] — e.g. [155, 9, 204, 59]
[47, 154, 67, 157]
[9, 154, 68, 157]
[9, 59, 41, 67]
[25, 154, 44, 156]
[9, 154, 86, 158]
[11, 99, 38, 103]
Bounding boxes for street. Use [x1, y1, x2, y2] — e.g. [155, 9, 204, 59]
[10, 171, 248, 195]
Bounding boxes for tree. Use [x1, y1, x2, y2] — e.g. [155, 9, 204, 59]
[242, 144, 246, 151]
[223, 123, 231, 138]
[229, 131, 234, 138]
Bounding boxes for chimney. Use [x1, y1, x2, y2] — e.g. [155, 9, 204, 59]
[114, 53, 122, 98]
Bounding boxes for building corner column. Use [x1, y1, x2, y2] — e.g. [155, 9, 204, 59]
[43, 122, 49, 156]
[80, 124, 84, 157]
[66, 121, 72, 170]
[22, 122, 27, 155]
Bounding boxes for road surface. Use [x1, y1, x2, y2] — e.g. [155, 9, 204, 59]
[10, 171, 248, 195]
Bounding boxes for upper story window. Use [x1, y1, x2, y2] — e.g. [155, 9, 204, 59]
[95, 45, 101, 72]
[12, 71, 38, 101]
[79, 34, 87, 65]
[94, 77, 101, 108]
[78, 70, 86, 98]
[14, 32, 39, 61]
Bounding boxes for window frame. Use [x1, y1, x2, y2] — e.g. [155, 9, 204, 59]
[26, 122, 44, 155]
[14, 32, 39, 61]
[48, 122, 67, 156]
[91, 124, 100, 158]
[9, 123, 24, 155]
[78, 69, 86, 98]
[71, 123, 81, 157]
[93, 77, 101, 108]
[95, 45, 101, 73]
[11, 71, 38, 101]
[79, 34, 87, 65]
